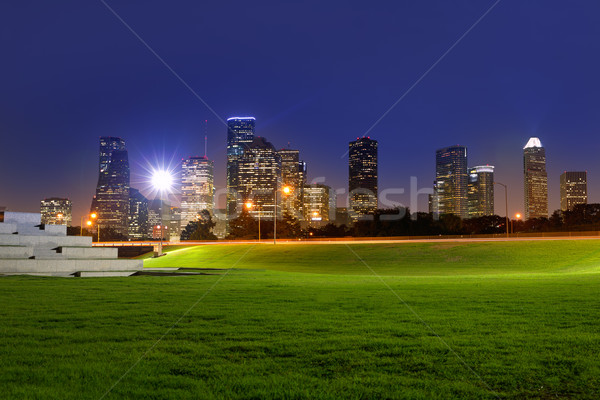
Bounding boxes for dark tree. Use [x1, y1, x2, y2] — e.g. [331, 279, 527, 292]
[190, 210, 217, 240]
[276, 212, 303, 239]
[227, 209, 259, 239]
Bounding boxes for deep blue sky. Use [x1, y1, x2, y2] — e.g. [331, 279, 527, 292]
[2, 1, 599, 221]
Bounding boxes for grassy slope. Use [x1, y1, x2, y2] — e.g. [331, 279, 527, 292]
[1, 241, 600, 399]
[145, 240, 600, 276]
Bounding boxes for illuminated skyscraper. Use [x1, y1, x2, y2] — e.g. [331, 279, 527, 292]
[302, 184, 335, 226]
[348, 137, 378, 221]
[40, 198, 72, 226]
[435, 145, 468, 218]
[180, 156, 214, 232]
[128, 188, 148, 240]
[467, 165, 495, 217]
[560, 171, 587, 212]
[523, 137, 548, 219]
[237, 137, 282, 220]
[278, 148, 305, 219]
[91, 137, 130, 237]
[226, 117, 255, 219]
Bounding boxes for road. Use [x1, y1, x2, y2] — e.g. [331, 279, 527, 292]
[93, 233, 600, 247]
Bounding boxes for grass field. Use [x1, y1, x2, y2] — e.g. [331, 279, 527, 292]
[2, 240, 600, 399]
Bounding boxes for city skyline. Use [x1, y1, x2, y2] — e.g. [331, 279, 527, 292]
[2, 1, 600, 221]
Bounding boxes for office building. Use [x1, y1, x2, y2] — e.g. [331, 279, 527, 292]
[467, 165, 495, 217]
[303, 184, 334, 226]
[148, 198, 171, 240]
[278, 148, 305, 219]
[435, 145, 468, 218]
[128, 188, 148, 240]
[348, 137, 378, 221]
[560, 171, 587, 211]
[226, 117, 255, 219]
[237, 136, 282, 220]
[180, 156, 214, 232]
[523, 137, 548, 219]
[91, 137, 130, 237]
[40, 198, 72, 226]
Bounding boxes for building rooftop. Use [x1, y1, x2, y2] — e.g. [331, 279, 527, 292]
[524, 137, 543, 149]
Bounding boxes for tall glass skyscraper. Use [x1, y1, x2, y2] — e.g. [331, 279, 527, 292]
[467, 165, 495, 217]
[348, 137, 378, 221]
[435, 145, 468, 218]
[226, 117, 255, 219]
[302, 183, 335, 226]
[237, 137, 282, 220]
[180, 156, 214, 232]
[91, 137, 130, 237]
[278, 148, 305, 219]
[128, 188, 148, 240]
[523, 137, 548, 219]
[560, 171, 587, 212]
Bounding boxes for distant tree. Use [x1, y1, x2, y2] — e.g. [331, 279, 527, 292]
[67, 226, 92, 236]
[181, 210, 217, 240]
[310, 223, 349, 238]
[190, 210, 217, 240]
[276, 212, 302, 239]
[462, 215, 505, 234]
[94, 227, 127, 242]
[227, 209, 259, 239]
[437, 214, 463, 235]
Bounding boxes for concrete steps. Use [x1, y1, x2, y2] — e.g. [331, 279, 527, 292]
[57, 246, 118, 259]
[0, 246, 33, 259]
[0, 223, 17, 234]
[0, 259, 143, 274]
[0, 234, 92, 248]
[0, 212, 143, 276]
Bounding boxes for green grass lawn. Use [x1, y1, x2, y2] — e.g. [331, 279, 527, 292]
[2, 240, 600, 399]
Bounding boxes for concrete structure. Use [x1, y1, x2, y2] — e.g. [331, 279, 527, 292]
[0, 211, 142, 276]
[560, 171, 587, 212]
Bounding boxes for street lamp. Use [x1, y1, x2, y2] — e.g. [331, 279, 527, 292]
[512, 213, 522, 234]
[90, 212, 99, 241]
[156, 224, 164, 252]
[152, 169, 174, 257]
[494, 182, 509, 238]
[245, 201, 261, 241]
[274, 186, 292, 244]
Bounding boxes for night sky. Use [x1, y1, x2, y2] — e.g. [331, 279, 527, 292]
[2, 1, 599, 222]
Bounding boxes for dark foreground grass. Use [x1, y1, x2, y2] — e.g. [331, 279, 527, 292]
[1, 241, 600, 399]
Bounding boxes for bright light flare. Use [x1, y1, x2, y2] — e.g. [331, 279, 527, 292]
[151, 170, 174, 192]
[282, 186, 291, 194]
[245, 202, 253, 209]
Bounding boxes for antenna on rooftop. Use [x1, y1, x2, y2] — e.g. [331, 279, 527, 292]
[204, 120, 208, 158]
